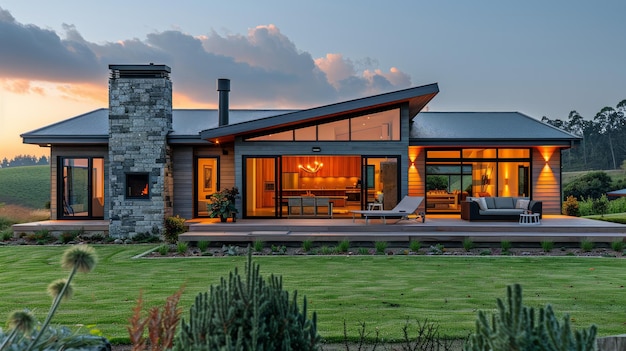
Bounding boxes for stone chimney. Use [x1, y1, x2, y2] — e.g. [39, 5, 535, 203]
[108, 64, 173, 238]
[217, 78, 230, 126]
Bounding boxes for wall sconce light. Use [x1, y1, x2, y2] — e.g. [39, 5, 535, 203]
[409, 161, 415, 168]
[504, 178, 509, 186]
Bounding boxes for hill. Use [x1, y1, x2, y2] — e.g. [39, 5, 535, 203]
[0, 165, 50, 209]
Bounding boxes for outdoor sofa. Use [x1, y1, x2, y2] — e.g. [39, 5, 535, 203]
[461, 196, 542, 221]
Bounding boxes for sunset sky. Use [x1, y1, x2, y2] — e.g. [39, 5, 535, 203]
[1, 0, 625, 160]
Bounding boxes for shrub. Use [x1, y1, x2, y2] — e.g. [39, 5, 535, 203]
[198, 240, 210, 252]
[358, 247, 370, 255]
[60, 231, 79, 244]
[409, 240, 422, 252]
[462, 238, 475, 251]
[301, 240, 314, 252]
[320, 246, 333, 255]
[157, 245, 169, 256]
[580, 238, 594, 252]
[177, 242, 188, 255]
[164, 215, 186, 244]
[500, 240, 512, 252]
[577, 197, 594, 216]
[1, 229, 12, 241]
[464, 284, 596, 351]
[563, 171, 612, 201]
[608, 197, 626, 214]
[540, 240, 554, 252]
[562, 195, 580, 216]
[271, 245, 287, 255]
[128, 287, 184, 351]
[429, 243, 445, 255]
[253, 239, 264, 252]
[374, 241, 388, 254]
[591, 194, 609, 216]
[172, 249, 320, 350]
[337, 239, 350, 253]
[611, 240, 625, 252]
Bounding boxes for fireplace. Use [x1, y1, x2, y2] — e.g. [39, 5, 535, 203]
[126, 173, 149, 199]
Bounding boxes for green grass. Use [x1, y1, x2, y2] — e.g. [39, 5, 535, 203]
[0, 165, 50, 208]
[1, 245, 624, 344]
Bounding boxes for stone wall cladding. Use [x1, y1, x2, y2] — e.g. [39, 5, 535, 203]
[108, 73, 173, 238]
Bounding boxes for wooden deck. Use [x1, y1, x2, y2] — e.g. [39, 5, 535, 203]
[179, 215, 626, 245]
[12, 215, 626, 245]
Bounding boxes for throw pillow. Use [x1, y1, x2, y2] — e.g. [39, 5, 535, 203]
[474, 197, 488, 211]
[516, 199, 530, 210]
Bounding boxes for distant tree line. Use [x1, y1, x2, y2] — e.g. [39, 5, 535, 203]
[0, 154, 49, 168]
[541, 99, 626, 172]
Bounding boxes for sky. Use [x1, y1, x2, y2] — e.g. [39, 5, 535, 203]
[1, 0, 625, 160]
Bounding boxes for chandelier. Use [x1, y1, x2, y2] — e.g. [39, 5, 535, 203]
[298, 161, 323, 173]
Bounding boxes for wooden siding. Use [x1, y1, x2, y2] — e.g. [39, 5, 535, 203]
[532, 147, 562, 214]
[50, 146, 108, 220]
[171, 146, 193, 219]
[171, 145, 234, 219]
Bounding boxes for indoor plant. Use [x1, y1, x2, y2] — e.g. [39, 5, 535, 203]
[207, 187, 239, 222]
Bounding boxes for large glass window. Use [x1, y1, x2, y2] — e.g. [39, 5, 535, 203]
[245, 108, 401, 141]
[59, 157, 104, 219]
[425, 148, 531, 213]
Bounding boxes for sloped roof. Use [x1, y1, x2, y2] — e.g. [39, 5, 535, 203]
[411, 111, 581, 147]
[199, 83, 439, 142]
[21, 109, 295, 146]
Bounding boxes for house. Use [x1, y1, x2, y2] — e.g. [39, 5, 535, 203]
[21, 64, 580, 237]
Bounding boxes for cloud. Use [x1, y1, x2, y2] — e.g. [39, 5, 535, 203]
[0, 7, 413, 108]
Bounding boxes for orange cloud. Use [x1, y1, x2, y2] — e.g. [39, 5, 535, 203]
[0, 79, 45, 95]
[56, 83, 107, 104]
[314, 53, 355, 88]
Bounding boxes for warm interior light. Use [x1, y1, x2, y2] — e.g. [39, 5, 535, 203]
[298, 161, 323, 173]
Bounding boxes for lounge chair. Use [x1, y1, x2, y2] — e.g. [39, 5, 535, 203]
[351, 195, 425, 224]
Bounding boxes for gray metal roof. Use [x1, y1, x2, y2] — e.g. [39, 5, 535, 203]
[21, 109, 295, 146]
[411, 111, 581, 147]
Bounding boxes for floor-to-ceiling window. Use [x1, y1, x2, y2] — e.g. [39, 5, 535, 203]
[59, 157, 104, 219]
[425, 149, 531, 213]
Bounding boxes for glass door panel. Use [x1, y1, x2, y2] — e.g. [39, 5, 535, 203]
[60, 157, 103, 218]
[244, 156, 279, 218]
[361, 157, 398, 210]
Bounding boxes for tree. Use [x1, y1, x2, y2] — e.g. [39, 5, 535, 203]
[594, 107, 620, 169]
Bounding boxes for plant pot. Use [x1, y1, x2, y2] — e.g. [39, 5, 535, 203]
[220, 216, 228, 223]
[232, 213, 237, 223]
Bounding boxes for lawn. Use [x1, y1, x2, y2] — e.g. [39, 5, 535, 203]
[1, 245, 625, 344]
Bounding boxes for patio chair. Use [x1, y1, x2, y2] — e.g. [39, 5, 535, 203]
[351, 195, 425, 225]
[301, 196, 316, 216]
[287, 197, 302, 217]
[315, 197, 333, 218]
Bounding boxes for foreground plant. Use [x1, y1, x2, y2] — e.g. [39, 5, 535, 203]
[0, 245, 107, 351]
[464, 283, 596, 351]
[172, 248, 320, 350]
[28, 245, 99, 350]
[128, 287, 184, 351]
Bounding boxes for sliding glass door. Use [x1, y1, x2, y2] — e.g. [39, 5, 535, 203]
[59, 157, 104, 219]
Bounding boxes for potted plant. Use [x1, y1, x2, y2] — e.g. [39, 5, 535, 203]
[207, 187, 239, 222]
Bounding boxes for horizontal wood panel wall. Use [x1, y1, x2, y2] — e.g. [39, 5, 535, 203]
[171, 145, 234, 219]
[171, 146, 193, 219]
[50, 146, 108, 220]
[532, 147, 562, 214]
